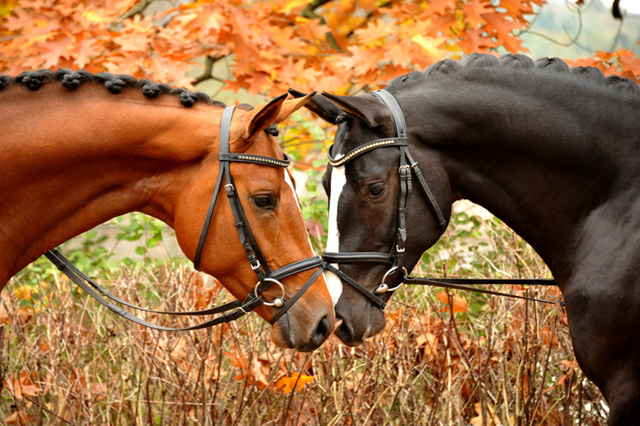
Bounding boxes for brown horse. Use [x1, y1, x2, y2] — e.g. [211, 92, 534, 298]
[0, 70, 334, 352]
[294, 54, 640, 423]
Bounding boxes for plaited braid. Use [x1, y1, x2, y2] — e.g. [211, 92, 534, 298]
[173, 87, 198, 107]
[0, 75, 13, 90]
[0, 69, 233, 107]
[94, 72, 137, 94]
[16, 70, 55, 91]
[137, 79, 172, 98]
[55, 69, 93, 89]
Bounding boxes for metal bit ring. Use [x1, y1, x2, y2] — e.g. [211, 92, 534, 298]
[254, 278, 286, 307]
[375, 266, 408, 294]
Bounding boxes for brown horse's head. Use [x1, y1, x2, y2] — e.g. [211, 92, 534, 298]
[174, 94, 335, 352]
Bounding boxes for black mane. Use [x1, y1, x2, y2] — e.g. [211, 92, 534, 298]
[387, 53, 640, 97]
[0, 69, 227, 108]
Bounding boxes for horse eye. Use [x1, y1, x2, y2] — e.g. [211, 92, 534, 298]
[369, 183, 385, 198]
[253, 195, 275, 210]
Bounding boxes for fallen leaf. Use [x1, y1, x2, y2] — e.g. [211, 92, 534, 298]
[436, 290, 468, 314]
[275, 372, 314, 394]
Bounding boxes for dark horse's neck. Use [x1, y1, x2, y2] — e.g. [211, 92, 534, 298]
[397, 57, 640, 282]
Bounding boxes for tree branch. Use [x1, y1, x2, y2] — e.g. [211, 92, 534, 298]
[118, 0, 154, 22]
[108, 0, 154, 31]
[192, 55, 217, 86]
[301, 0, 331, 20]
[301, 0, 341, 52]
[609, 7, 626, 51]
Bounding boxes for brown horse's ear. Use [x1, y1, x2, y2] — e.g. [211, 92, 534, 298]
[242, 93, 288, 141]
[321, 92, 383, 129]
[288, 89, 342, 124]
[273, 91, 318, 123]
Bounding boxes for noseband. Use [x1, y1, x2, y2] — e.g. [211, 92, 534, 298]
[322, 89, 558, 309]
[322, 89, 448, 308]
[46, 106, 325, 330]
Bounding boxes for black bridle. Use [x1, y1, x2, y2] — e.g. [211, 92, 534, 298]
[45, 105, 325, 330]
[322, 89, 558, 309]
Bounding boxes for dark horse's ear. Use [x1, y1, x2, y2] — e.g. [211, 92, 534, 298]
[243, 93, 288, 141]
[288, 88, 342, 124]
[321, 92, 383, 129]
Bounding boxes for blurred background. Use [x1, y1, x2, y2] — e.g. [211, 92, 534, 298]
[1, 1, 638, 424]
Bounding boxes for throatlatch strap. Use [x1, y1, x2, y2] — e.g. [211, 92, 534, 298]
[404, 149, 448, 231]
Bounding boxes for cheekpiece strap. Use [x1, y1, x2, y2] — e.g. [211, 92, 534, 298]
[193, 106, 236, 270]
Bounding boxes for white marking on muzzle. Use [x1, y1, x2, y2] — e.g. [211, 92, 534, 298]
[325, 166, 346, 305]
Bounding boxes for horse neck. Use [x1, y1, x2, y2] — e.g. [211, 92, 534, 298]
[406, 72, 640, 277]
[0, 84, 220, 279]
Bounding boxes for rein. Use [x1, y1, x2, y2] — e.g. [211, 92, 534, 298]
[322, 89, 559, 308]
[45, 106, 325, 330]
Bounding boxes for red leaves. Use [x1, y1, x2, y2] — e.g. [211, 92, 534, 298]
[225, 345, 315, 393]
[568, 49, 640, 80]
[436, 290, 469, 314]
[4, 371, 42, 401]
[274, 372, 314, 394]
[0, 0, 544, 95]
[1, 0, 636, 102]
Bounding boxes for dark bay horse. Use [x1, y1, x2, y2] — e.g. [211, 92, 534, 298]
[295, 53, 640, 424]
[0, 70, 335, 352]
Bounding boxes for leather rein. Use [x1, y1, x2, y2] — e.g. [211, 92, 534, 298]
[322, 89, 558, 309]
[45, 105, 325, 331]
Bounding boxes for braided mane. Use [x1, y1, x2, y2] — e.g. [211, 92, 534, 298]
[0, 69, 227, 108]
[388, 53, 640, 97]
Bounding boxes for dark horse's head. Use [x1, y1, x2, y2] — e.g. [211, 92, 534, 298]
[291, 83, 454, 345]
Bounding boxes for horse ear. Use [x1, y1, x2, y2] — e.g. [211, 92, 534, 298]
[288, 89, 342, 124]
[321, 92, 381, 129]
[242, 93, 288, 141]
[273, 91, 318, 123]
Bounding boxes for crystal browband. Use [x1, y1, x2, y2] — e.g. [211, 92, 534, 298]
[218, 153, 291, 168]
[327, 138, 408, 167]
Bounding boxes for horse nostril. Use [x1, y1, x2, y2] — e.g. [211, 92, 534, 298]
[311, 315, 332, 346]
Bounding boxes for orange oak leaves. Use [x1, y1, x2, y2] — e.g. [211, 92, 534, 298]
[1, 0, 638, 95]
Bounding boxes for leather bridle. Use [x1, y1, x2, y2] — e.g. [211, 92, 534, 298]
[45, 105, 326, 330]
[322, 89, 558, 309]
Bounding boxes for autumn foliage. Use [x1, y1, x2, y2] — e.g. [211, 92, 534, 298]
[2, 0, 638, 97]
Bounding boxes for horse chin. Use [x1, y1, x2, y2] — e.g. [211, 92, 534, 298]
[334, 303, 386, 346]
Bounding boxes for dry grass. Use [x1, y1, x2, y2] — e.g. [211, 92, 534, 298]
[1, 216, 608, 425]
